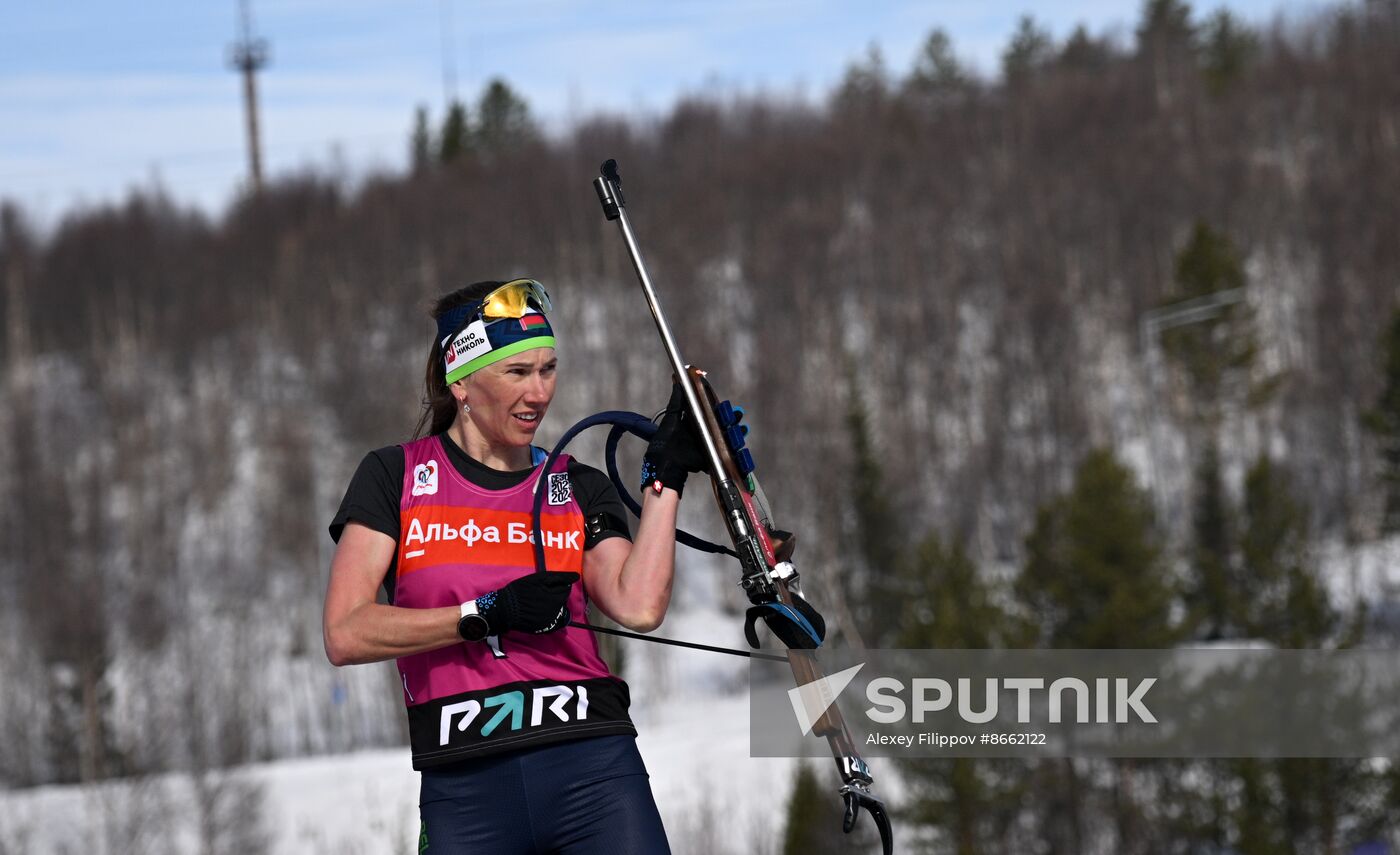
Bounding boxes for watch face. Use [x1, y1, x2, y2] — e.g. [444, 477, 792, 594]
[459, 613, 491, 642]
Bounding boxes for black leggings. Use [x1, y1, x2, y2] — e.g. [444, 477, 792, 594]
[418, 735, 671, 855]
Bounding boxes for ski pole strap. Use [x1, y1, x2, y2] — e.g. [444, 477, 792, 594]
[569, 620, 787, 662]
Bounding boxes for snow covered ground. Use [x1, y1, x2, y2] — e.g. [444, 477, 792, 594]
[0, 607, 808, 854]
[1319, 535, 1400, 614]
[8, 538, 1393, 853]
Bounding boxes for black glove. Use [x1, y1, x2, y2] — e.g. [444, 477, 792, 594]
[475, 571, 578, 635]
[641, 382, 710, 497]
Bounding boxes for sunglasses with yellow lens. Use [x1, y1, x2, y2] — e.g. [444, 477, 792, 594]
[479, 279, 553, 321]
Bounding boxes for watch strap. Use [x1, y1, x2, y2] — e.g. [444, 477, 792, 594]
[458, 600, 490, 642]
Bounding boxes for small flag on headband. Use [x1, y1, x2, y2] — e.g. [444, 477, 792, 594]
[519, 314, 549, 330]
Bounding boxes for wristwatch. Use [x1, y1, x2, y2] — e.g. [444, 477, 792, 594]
[457, 600, 491, 642]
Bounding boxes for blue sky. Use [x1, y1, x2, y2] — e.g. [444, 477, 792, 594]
[1, 0, 1308, 224]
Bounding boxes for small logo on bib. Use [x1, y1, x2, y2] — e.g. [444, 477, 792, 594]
[547, 473, 572, 506]
[413, 460, 439, 496]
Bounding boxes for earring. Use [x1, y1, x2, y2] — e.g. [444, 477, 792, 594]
[462, 402, 471, 415]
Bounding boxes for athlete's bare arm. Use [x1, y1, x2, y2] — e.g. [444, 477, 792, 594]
[322, 522, 461, 666]
[581, 486, 679, 633]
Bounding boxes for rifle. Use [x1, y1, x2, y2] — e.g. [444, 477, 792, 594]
[590, 159, 895, 854]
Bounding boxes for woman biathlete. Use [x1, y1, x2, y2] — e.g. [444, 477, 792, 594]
[323, 279, 705, 854]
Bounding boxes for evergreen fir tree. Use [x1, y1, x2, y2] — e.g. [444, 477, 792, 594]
[842, 377, 905, 647]
[1225, 755, 1388, 854]
[1363, 306, 1400, 534]
[1238, 455, 1334, 645]
[1013, 451, 1178, 854]
[1200, 9, 1258, 95]
[781, 761, 856, 855]
[439, 99, 469, 164]
[1136, 0, 1198, 108]
[1186, 442, 1235, 639]
[1159, 221, 1257, 425]
[906, 29, 969, 97]
[897, 532, 1029, 854]
[1224, 458, 1380, 855]
[1232, 758, 1282, 855]
[897, 532, 1026, 649]
[1002, 16, 1055, 88]
[834, 44, 890, 115]
[410, 105, 433, 173]
[1058, 25, 1114, 73]
[473, 78, 539, 155]
[1017, 448, 1178, 648]
[1136, 0, 1197, 57]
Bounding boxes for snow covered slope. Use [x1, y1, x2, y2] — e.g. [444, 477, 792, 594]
[0, 606, 807, 854]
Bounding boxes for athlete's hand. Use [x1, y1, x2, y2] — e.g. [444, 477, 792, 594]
[476, 571, 578, 635]
[641, 382, 710, 497]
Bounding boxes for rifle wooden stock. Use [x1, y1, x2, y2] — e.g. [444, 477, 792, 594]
[686, 367, 849, 740]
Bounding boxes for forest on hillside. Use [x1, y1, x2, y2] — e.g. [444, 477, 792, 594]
[3, 0, 1400, 851]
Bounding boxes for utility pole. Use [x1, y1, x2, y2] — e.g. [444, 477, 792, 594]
[440, 0, 459, 109]
[228, 0, 269, 194]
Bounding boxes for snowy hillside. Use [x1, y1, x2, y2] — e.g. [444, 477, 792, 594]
[0, 606, 817, 855]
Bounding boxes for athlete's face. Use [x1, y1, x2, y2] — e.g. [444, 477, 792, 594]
[457, 347, 557, 450]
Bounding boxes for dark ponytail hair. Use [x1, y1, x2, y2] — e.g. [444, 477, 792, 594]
[414, 280, 505, 438]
